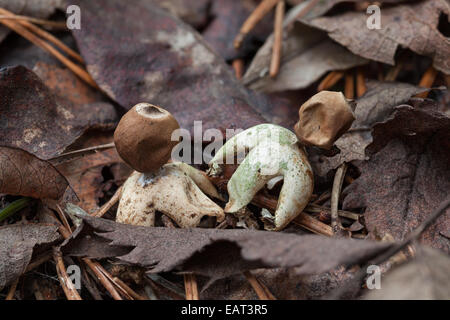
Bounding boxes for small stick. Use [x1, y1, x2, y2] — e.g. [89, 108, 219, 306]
[331, 163, 347, 234]
[113, 277, 148, 300]
[92, 185, 123, 218]
[384, 60, 404, 82]
[294, 0, 320, 20]
[49, 142, 115, 165]
[269, 0, 285, 78]
[0, 8, 83, 64]
[0, 14, 67, 29]
[54, 251, 82, 300]
[306, 204, 360, 221]
[82, 258, 123, 300]
[0, 17, 97, 88]
[317, 71, 345, 91]
[416, 66, 438, 98]
[5, 278, 19, 300]
[293, 212, 334, 236]
[244, 271, 276, 300]
[345, 72, 355, 99]
[356, 67, 367, 97]
[184, 274, 199, 300]
[95, 268, 133, 300]
[56, 204, 72, 233]
[232, 59, 245, 80]
[234, 0, 280, 49]
[52, 213, 124, 300]
[25, 251, 53, 272]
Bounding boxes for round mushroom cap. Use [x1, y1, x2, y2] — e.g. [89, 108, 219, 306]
[114, 103, 180, 173]
[294, 91, 355, 149]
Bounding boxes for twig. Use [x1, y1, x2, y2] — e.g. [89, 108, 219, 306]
[331, 163, 347, 234]
[49, 142, 115, 165]
[317, 71, 345, 91]
[384, 61, 404, 82]
[113, 277, 148, 300]
[294, 0, 320, 20]
[0, 16, 97, 88]
[270, 0, 285, 78]
[82, 258, 123, 300]
[232, 59, 244, 80]
[234, 0, 280, 49]
[345, 72, 354, 99]
[0, 8, 83, 63]
[184, 274, 199, 300]
[244, 271, 276, 300]
[416, 66, 438, 98]
[0, 14, 67, 29]
[5, 278, 19, 300]
[52, 213, 124, 300]
[92, 186, 123, 218]
[293, 212, 333, 236]
[251, 193, 334, 236]
[56, 204, 72, 233]
[25, 251, 53, 272]
[306, 203, 360, 221]
[356, 67, 367, 97]
[53, 251, 82, 300]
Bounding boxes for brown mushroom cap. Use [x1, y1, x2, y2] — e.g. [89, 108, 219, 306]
[294, 91, 355, 149]
[114, 103, 180, 173]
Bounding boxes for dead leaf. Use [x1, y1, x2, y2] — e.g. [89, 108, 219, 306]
[343, 102, 450, 251]
[0, 223, 60, 290]
[310, 81, 428, 176]
[61, 215, 393, 281]
[0, 146, 69, 200]
[364, 246, 450, 299]
[69, 0, 278, 136]
[203, 0, 273, 61]
[149, 0, 210, 29]
[243, 7, 367, 93]
[0, 65, 117, 159]
[56, 131, 131, 214]
[309, 0, 450, 74]
[32, 62, 106, 105]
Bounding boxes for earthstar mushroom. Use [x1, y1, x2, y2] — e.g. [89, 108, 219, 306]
[114, 103, 224, 228]
[208, 124, 314, 231]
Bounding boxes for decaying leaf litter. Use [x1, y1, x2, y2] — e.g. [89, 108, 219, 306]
[0, 0, 449, 300]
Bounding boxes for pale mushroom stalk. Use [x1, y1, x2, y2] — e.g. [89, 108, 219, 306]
[209, 124, 314, 231]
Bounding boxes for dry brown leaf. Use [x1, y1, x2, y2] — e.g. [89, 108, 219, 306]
[0, 223, 60, 290]
[0, 66, 117, 159]
[242, 6, 367, 93]
[61, 215, 393, 281]
[149, 0, 210, 29]
[364, 246, 450, 299]
[56, 131, 131, 214]
[69, 0, 275, 136]
[309, 0, 450, 74]
[0, 146, 69, 200]
[343, 102, 450, 251]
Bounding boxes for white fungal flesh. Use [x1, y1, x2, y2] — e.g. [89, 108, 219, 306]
[209, 124, 314, 231]
[116, 163, 224, 228]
